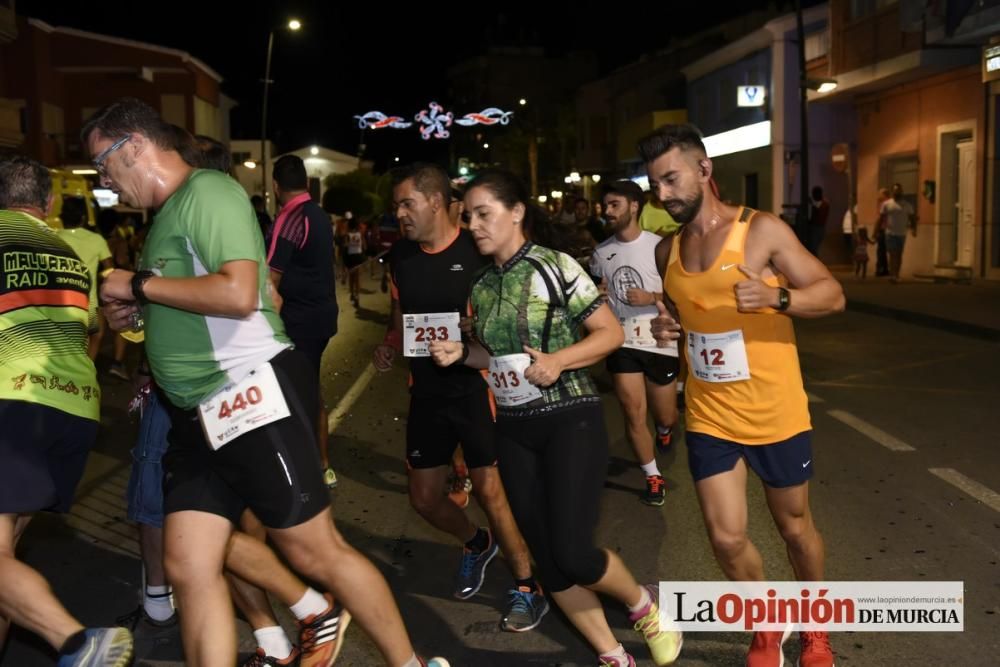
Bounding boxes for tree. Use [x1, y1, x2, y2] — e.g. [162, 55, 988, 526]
[321, 168, 384, 217]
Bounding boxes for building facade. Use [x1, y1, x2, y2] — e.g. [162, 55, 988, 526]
[0, 13, 226, 167]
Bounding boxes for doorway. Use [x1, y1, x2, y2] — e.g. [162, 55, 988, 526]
[935, 122, 977, 268]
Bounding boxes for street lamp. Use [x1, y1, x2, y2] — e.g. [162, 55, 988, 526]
[519, 98, 527, 106]
[261, 18, 302, 212]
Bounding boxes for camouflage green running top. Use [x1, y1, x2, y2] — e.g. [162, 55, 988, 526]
[470, 242, 604, 418]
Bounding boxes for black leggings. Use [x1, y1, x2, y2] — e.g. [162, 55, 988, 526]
[495, 403, 609, 593]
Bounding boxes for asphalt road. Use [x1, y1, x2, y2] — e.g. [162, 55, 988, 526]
[3, 265, 998, 666]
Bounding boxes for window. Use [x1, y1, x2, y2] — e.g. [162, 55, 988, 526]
[804, 31, 829, 60]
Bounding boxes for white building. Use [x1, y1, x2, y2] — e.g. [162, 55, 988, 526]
[231, 141, 361, 214]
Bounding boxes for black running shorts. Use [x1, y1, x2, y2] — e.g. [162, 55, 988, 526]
[406, 386, 497, 470]
[606, 347, 679, 386]
[161, 349, 329, 529]
[0, 400, 98, 514]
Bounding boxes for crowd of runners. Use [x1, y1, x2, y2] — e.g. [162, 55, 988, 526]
[0, 97, 843, 667]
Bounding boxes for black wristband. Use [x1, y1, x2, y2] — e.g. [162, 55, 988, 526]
[776, 287, 791, 312]
[131, 270, 155, 306]
[459, 343, 471, 364]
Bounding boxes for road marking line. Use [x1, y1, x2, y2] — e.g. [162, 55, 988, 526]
[928, 468, 1000, 514]
[807, 392, 824, 403]
[328, 363, 378, 434]
[826, 409, 916, 451]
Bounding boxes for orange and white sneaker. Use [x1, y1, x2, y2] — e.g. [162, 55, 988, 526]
[746, 627, 792, 667]
[797, 631, 834, 667]
[298, 593, 351, 667]
[656, 426, 673, 450]
[447, 475, 472, 509]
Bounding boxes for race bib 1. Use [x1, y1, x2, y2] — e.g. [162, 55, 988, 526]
[622, 315, 678, 355]
[488, 353, 543, 407]
[198, 362, 290, 450]
[687, 329, 751, 383]
[403, 312, 461, 357]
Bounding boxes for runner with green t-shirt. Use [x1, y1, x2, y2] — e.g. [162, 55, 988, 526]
[56, 196, 113, 360]
[430, 169, 682, 667]
[0, 156, 133, 667]
[84, 97, 447, 667]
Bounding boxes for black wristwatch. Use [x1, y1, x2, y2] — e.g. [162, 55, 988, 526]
[131, 270, 155, 305]
[776, 287, 791, 312]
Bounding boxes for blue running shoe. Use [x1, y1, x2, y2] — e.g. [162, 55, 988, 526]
[454, 536, 498, 599]
[501, 587, 549, 632]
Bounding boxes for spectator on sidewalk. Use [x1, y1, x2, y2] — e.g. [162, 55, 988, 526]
[841, 204, 857, 260]
[881, 182, 917, 283]
[874, 187, 891, 277]
[807, 186, 830, 256]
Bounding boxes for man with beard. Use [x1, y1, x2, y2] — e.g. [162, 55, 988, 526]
[588, 180, 679, 507]
[373, 163, 547, 633]
[642, 124, 844, 667]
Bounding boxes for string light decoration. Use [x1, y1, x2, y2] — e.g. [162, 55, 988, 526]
[415, 101, 453, 140]
[454, 108, 513, 127]
[352, 103, 514, 140]
[353, 111, 412, 129]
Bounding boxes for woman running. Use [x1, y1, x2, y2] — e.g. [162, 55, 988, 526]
[429, 169, 681, 667]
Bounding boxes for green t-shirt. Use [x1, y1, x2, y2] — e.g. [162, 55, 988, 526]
[139, 170, 290, 409]
[0, 210, 100, 420]
[470, 242, 604, 417]
[56, 227, 111, 331]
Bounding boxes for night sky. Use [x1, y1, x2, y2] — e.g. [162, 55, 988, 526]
[20, 0, 794, 167]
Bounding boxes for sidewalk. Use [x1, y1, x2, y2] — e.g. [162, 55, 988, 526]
[834, 271, 1000, 341]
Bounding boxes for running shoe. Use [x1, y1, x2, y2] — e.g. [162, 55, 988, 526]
[241, 647, 300, 666]
[454, 534, 498, 599]
[323, 467, 338, 489]
[797, 631, 834, 667]
[630, 584, 683, 666]
[298, 593, 351, 667]
[419, 658, 451, 667]
[599, 654, 637, 667]
[447, 474, 471, 509]
[114, 605, 177, 631]
[57, 627, 133, 667]
[746, 627, 792, 667]
[643, 475, 666, 507]
[656, 426, 673, 450]
[500, 587, 549, 632]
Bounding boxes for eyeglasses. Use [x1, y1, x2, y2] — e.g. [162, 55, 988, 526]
[93, 135, 131, 176]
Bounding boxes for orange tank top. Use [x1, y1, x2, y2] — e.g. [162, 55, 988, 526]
[664, 207, 811, 444]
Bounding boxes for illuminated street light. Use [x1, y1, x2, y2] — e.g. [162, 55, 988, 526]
[519, 98, 527, 106]
[310, 145, 319, 155]
[564, 176, 572, 184]
[459, 166, 469, 175]
[570, 171, 581, 183]
[807, 77, 838, 94]
[483, 143, 489, 149]
[261, 18, 304, 211]
[538, 195, 547, 203]
[591, 174, 601, 183]
[243, 160, 257, 169]
[551, 190, 563, 199]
